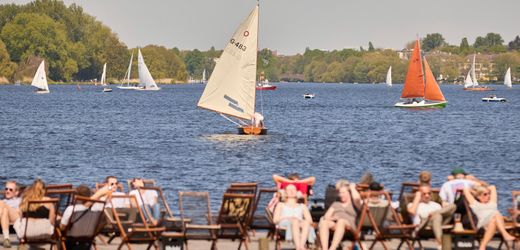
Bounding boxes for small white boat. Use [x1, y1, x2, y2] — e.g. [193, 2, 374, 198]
[31, 60, 50, 94]
[100, 63, 112, 92]
[118, 52, 138, 90]
[385, 66, 392, 87]
[136, 49, 160, 91]
[482, 95, 506, 102]
[303, 93, 315, 99]
[504, 67, 512, 88]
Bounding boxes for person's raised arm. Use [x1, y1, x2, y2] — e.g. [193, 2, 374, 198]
[273, 174, 289, 189]
[463, 187, 476, 205]
[407, 191, 421, 216]
[350, 183, 361, 208]
[489, 185, 497, 204]
[301, 176, 316, 186]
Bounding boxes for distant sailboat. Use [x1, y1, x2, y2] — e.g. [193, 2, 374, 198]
[136, 49, 160, 91]
[100, 63, 112, 92]
[202, 69, 207, 84]
[504, 67, 512, 88]
[463, 54, 493, 91]
[31, 60, 49, 94]
[197, 3, 266, 135]
[118, 52, 138, 90]
[385, 66, 392, 86]
[394, 40, 447, 108]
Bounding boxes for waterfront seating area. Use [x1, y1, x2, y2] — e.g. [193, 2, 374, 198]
[1, 171, 519, 250]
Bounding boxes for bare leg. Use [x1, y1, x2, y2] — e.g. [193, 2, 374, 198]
[291, 219, 302, 250]
[299, 221, 309, 250]
[319, 219, 334, 250]
[479, 216, 497, 250]
[494, 213, 516, 241]
[329, 219, 347, 250]
[1, 206, 9, 240]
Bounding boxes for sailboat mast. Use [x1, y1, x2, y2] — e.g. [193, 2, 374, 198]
[254, 0, 260, 115]
[418, 39, 426, 98]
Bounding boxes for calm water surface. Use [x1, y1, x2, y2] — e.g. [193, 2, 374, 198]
[0, 83, 519, 210]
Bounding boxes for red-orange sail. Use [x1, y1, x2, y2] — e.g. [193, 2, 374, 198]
[401, 40, 425, 98]
[423, 58, 446, 102]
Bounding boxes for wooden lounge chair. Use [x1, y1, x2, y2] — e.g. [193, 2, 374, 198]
[59, 195, 106, 250]
[498, 191, 520, 249]
[17, 198, 61, 249]
[104, 194, 165, 250]
[215, 193, 255, 250]
[45, 184, 75, 216]
[249, 188, 277, 238]
[179, 191, 220, 250]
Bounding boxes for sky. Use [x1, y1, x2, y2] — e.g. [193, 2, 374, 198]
[3, 0, 520, 55]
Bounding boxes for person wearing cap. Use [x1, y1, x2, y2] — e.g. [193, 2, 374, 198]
[439, 168, 486, 206]
[408, 185, 456, 250]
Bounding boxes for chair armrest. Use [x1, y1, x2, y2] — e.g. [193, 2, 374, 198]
[387, 224, 417, 230]
[185, 224, 221, 230]
[132, 226, 166, 233]
[165, 217, 191, 223]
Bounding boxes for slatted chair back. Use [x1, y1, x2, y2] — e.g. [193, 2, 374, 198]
[61, 196, 106, 247]
[45, 188, 76, 216]
[216, 193, 254, 248]
[18, 198, 59, 247]
[229, 182, 258, 194]
[137, 186, 185, 231]
[178, 191, 220, 248]
[513, 191, 520, 226]
[105, 194, 164, 250]
[250, 188, 277, 233]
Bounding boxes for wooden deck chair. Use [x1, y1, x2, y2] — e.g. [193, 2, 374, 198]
[249, 188, 277, 238]
[59, 195, 106, 250]
[229, 182, 258, 194]
[17, 198, 61, 249]
[105, 194, 165, 250]
[362, 191, 415, 250]
[45, 187, 76, 216]
[216, 193, 255, 250]
[179, 191, 220, 250]
[137, 186, 186, 249]
[497, 191, 520, 249]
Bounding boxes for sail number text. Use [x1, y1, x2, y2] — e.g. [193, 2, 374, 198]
[230, 38, 247, 52]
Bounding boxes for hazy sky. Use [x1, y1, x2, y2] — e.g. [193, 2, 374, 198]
[4, 0, 520, 55]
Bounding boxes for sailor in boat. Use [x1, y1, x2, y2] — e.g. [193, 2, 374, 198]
[252, 112, 264, 128]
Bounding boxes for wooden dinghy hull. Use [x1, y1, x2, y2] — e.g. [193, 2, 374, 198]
[35, 90, 50, 94]
[463, 87, 494, 91]
[238, 126, 267, 135]
[394, 101, 447, 108]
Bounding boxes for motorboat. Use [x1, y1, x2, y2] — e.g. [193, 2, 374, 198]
[303, 93, 315, 99]
[482, 95, 506, 102]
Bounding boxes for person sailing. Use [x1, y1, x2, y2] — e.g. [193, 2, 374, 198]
[252, 112, 264, 128]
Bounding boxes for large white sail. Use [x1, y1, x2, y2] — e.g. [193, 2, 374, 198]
[197, 6, 259, 120]
[464, 71, 473, 88]
[137, 49, 159, 90]
[471, 54, 478, 85]
[100, 63, 107, 86]
[31, 60, 49, 91]
[504, 67, 512, 88]
[385, 66, 392, 86]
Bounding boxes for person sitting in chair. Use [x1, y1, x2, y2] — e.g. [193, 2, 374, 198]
[319, 180, 361, 250]
[273, 184, 315, 250]
[0, 181, 21, 248]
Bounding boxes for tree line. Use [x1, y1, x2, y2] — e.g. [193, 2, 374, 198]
[1, 0, 520, 84]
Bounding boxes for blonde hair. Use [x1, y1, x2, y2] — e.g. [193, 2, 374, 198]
[20, 179, 46, 212]
[335, 179, 350, 190]
[473, 185, 489, 197]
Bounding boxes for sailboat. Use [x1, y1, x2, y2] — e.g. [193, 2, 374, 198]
[31, 60, 49, 94]
[197, 3, 267, 135]
[504, 67, 512, 88]
[201, 69, 207, 84]
[135, 49, 160, 91]
[385, 66, 392, 86]
[394, 40, 447, 108]
[463, 54, 493, 91]
[100, 63, 112, 92]
[117, 52, 138, 90]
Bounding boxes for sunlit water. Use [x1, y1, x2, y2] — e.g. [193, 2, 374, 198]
[0, 83, 519, 211]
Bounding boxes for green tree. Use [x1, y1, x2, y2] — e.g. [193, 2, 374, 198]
[508, 36, 520, 50]
[1, 12, 77, 81]
[459, 38, 470, 54]
[368, 42, 375, 52]
[183, 49, 204, 77]
[422, 33, 446, 51]
[0, 39, 17, 80]
[138, 45, 187, 81]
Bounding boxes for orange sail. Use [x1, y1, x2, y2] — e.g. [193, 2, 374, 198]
[423, 58, 446, 102]
[401, 40, 425, 99]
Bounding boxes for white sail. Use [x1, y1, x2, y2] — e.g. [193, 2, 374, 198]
[137, 49, 159, 90]
[202, 69, 206, 83]
[464, 71, 474, 88]
[31, 60, 49, 91]
[504, 67, 512, 88]
[385, 66, 392, 86]
[100, 63, 107, 86]
[126, 52, 133, 84]
[471, 54, 479, 85]
[197, 6, 259, 120]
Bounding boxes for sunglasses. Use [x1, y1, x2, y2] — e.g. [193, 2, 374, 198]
[481, 192, 490, 196]
[421, 192, 432, 195]
[5, 188, 14, 192]
[110, 182, 119, 186]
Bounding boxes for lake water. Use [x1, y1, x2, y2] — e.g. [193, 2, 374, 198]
[0, 83, 519, 211]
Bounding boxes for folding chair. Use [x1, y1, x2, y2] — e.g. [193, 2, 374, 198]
[179, 191, 220, 250]
[215, 193, 255, 250]
[17, 198, 61, 249]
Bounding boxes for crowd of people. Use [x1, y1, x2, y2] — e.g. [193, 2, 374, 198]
[0, 169, 518, 250]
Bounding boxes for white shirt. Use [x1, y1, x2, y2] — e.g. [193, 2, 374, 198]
[439, 179, 476, 204]
[2, 197, 21, 209]
[129, 190, 158, 207]
[408, 201, 442, 225]
[103, 191, 130, 208]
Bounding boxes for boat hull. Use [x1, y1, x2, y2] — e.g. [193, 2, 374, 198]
[256, 85, 277, 90]
[303, 94, 315, 99]
[103, 88, 113, 92]
[482, 98, 506, 102]
[35, 89, 50, 94]
[117, 86, 139, 90]
[463, 87, 494, 91]
[394, 101, 447, 108]
[135, 86, 161, 91]
[238, 126, 267, 135]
